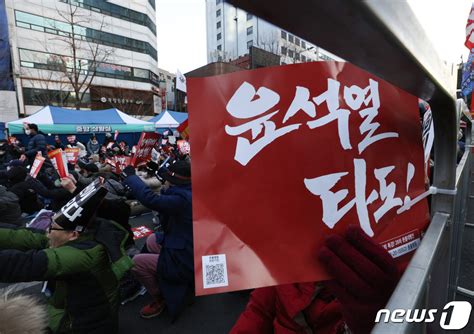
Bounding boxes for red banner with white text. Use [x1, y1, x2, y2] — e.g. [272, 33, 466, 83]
[188, 61, 430, 296]
[131, 132, 160, 167]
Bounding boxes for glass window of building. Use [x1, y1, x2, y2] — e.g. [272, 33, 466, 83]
[288, 49, 294, 58]
[15, 10, 157, 60]
[133, 68, 149, 79]
[247, 13, 253, 20]
[247, 40, 253, 49]
[217, 32, 222, 40]
[295, 37, 300, 47]
[281, 30, 287, 40]
[217, 44, 222, 51]
[302, 55, 306, 62]
[216, 9, 221, 17]
[281, 46, 287, 56]
[301, 41, 306, 49]
[216, 0, 221, 4]
[217, 21, 221, 29]
[288, 34, 294, 43]
[247, 26, 253, 35]
[295, 52, 300, 61]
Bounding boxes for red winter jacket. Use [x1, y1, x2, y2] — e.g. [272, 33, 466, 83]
[231, 283, 346, 334]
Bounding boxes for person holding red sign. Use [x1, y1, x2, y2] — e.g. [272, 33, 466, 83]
[121, 160, 193, 320]
[231, 225, 399, 334]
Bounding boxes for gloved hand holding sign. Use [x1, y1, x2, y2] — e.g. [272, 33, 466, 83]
[319, 225, 400, 334]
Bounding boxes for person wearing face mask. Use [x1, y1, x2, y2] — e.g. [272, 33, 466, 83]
[0, 180, 133, 334]
[21, 123, 47, 163]
[87, 135, 100, 156]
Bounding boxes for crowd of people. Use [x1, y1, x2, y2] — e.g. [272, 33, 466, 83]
[0, 123, 404, 334]
[0, 123, 194, 333]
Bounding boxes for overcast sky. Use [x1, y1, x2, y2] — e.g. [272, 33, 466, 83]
[156, 0, 473, 74]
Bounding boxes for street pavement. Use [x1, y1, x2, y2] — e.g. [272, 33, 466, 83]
[119, 212, 249, 334]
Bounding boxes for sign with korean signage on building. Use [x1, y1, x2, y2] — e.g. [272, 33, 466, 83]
[188, 61, 430, 296]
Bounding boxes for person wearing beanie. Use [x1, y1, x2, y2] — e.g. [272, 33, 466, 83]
[0, 179, 133, 334]
[121, 160, 193, 319]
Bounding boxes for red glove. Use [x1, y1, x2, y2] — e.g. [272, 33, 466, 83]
[318, 225, 400, 334]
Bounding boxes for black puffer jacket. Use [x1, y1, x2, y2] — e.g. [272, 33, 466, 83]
[25, 133, 47, 160]
[0, 185, 22, 225]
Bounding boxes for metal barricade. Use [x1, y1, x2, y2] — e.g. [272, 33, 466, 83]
[228, 1, 464, 332]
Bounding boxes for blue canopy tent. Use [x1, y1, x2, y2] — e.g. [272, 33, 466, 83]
[148, 110, 188, 133]
[7, 106, 155, 146]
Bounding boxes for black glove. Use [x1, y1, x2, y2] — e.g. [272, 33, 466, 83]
[122, 165, 136, 178]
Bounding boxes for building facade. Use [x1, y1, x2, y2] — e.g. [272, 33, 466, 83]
[206, 0, 339, 65]
[4, 0, 159, 118]
[156, 67, 176, 112]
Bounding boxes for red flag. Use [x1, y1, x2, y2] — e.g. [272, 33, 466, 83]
[177, 119, 190, 140]
[466, 3, 474, 49]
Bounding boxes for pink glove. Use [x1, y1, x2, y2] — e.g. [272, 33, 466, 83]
[318, 225, 400, 334]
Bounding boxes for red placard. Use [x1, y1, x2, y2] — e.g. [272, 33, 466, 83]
[132, 226, 154, 240]
[7, 136, 16, 144]
[131, 132, 160, 167]
[64, 148, 80, 165]
[29, 153, 45, 178]
[47, 149, 68, 178]
[107, 155, 132, 174]
[188, 62, 430, 296]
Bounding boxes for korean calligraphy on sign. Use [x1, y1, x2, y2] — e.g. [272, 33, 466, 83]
[188, 61, 430, 296]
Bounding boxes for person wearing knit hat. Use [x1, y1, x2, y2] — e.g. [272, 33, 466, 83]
[0, 177, 133, 333]
[121, 160, 192, 319]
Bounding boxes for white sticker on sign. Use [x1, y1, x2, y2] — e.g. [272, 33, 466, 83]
[388, 238, 420, 258]
[202, 254, 229, 289]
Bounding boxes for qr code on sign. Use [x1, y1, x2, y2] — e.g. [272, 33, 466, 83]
[205, 264, 225, 285]
[202, 254, 229, 289]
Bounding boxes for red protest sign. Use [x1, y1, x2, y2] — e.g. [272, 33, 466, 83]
[131, 132, 160, 167]
[188, 62, 430, 296]
[109, 155, 132, 174]
[64, 148, 80, 165]
[29, 153, 45, 178]
[132, 226, 154, 240]
[7, 136, 16, 144]
[48, 149, 68, 178]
